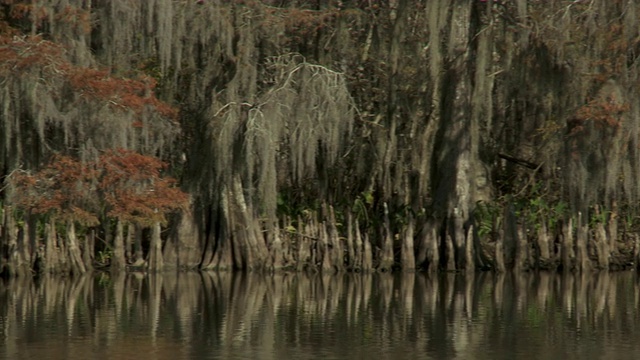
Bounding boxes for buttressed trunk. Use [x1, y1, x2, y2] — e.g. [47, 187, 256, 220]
[431, 1, 486, 271]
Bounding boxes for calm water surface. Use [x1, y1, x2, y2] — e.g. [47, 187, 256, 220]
[1, 271, 640, 359]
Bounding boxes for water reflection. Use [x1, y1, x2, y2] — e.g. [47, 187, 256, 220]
[1, 271, 640, 359]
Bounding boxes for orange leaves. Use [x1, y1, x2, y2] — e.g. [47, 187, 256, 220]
[9, 150, 188, 226]
[0, 34, 178, 121]
[67, 68, 178, 119]
[0, 35, 65, 74]
[573, 98, 628, 131]
[98, 149, 188, 225]
[10, 155, 99, 225]
[54, 5, 91, 34]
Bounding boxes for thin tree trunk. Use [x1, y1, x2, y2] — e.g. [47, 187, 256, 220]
[400, 214, 416, 271]
[125, 222, 134, 261]
[353, 218, 364, 271]
[0, 207, 3, 275]
[378, 202, 394, 271]
[320, 223, 333, 272]
[346, 212, 355, 269]
[536, 222, 551, 268]
[495, 225, 505, 273]
[426, 220, 440, 273]
[83, 228, 95, 272]
[1, 206, 26, 276]
[44, 218, 58, 274]
[608, 201, 618, 259]
[515, 223, 528, 271]
[503, 204, 518, 269]
[23, 213, 36, 271]
[133, 224, 144, 266]
[66, 221, 87, 275]
[362, 233, 373, 272]
[634, 234, 640, 271]
[111, 220, 126, 272]
[445, 232, 456, 272]
[465, 224, 475, 271]
[296, 216, 309, 272]
[575, 212, 590, 272]
[562, 218, 574, 271]
[148, 221, 164, 272]
[595, 221, 609, 270]
[328, 206, 343, 272]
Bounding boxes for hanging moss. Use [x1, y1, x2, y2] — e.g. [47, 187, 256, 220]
[2, 0, 640, 274]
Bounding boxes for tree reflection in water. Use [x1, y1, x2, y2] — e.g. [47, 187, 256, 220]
[1, 272, 639, 359]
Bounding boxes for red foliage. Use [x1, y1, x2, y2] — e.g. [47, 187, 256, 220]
[67, 68, 178, 119]
[0, 1, 90, 36]
[573, 98, 628, 131]
[10, 155, 99, 225]
[0, 34, 177, 120]
[98, 149, 189, 225]
[0, 35, 66, 74]
[9, 150, 188, 226]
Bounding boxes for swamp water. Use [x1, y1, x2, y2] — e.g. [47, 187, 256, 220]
[1, 272, 640, 360]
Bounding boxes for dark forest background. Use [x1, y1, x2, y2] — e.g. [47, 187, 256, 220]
[1, 0, 640, 275]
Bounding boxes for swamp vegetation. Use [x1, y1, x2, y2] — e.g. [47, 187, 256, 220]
[1, 0, 640, 275]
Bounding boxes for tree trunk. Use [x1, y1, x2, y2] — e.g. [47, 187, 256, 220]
[634, 234, 640, 271]
[165, 206, 201, 270]
[346, 212, 355, 270]
[378, 202, 394, 271]
[503, 204, 518, 269]
[594, 221, 609, 270]
[44, 218, 59, 274]
[400, 214, 416, 271]
[425, 219, 440, 273]
[201, 202, 233, 271]
[83, 228, 95, 272]
[327, 206, 343, 272]
[148, 221, 164, 272]
[445, 232, 456, 272]
[562, 218, 574, 271]
[536, 222, 552, 269]
[0, 206, 28, 276]
[66, 221, 87, 275]
[608, 201, 618, 259]
[132, 224, 144, 266]
[353, 218, 363, 271]
[514, 223, 528, 271]
[495, 224, 506, 273]
[431, 1, 484, 271]
[575, 212, 591, 272]
[111, 220, 126, 272]
[267, 222, 285, 271]
[362, 233, 373, 272]
[125, 222, 134, 261]
[229, 176, 269, 270]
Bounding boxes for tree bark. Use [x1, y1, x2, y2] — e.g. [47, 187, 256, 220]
[400, 214, 416, 271]
[125, 222, 134, 261]
[536, 222, 552, 269]
[575, 212, 591, 272]
[82, 229, 94, 273]
[0, 206, 27, 276]
[66, 221, 87, 275]
[378, 202, 394, 272]
[562, 218, 574, 271]
[111, 220, 126, 272]
[44, 218, 58, 274]
[431, 1, 483, 271]
[148, 221, 164, 272]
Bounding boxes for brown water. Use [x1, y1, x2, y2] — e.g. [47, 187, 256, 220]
[1, 272, 639, 360]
